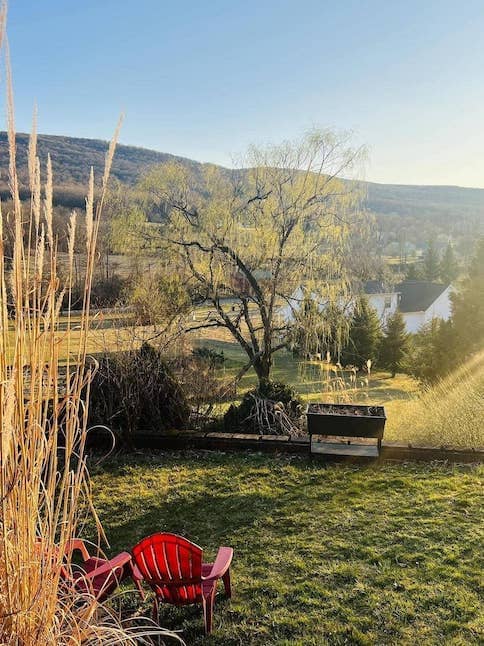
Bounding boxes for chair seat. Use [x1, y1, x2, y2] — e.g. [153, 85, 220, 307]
[79, 556, 106, 574]
[201, 563, 213, 576]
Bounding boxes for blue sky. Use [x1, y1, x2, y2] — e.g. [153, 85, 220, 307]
[6, 0, 484, 187]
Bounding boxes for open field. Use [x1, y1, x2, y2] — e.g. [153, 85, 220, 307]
[7, 309, 482, 447]
[90, 452, 483, 645]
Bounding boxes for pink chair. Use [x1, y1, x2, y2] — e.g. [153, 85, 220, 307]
[63, 539, 138, 602]
[131, 532, 233, 634]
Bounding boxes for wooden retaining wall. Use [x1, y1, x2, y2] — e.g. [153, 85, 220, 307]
[98, 430, 484, 464]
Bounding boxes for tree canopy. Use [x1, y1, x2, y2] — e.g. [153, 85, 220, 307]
[440, 241, 459, 284]
[422, 239, 441, 281]
[380, 310, 410, 377]
[451, 236, 484, 358]
[140, 129, 366, 385]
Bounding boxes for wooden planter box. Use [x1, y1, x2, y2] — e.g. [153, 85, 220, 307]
[306, 403, 386, 458]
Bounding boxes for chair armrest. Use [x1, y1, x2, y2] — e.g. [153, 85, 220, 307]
[84, 551, 132, 580]
[64, 538, 91, 562]
[203, 547, 233, 581]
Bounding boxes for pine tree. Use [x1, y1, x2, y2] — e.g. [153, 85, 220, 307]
[341, 297, 382, 368]
[410, 318, 455, 382]
[405, 263, 424, 280]
[379, 310, 410, 377]
[440, 242, 459, 284]
[422, 239, 440, 281]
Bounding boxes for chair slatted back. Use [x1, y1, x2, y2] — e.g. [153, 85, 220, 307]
[132, 533, 203, 605]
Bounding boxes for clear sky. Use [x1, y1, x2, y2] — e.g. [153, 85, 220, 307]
[6, 0, 484, 187]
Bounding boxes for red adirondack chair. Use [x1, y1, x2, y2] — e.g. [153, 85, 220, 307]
[37, 538, 136, 602]
[131, 532, 233, 634]
[63, 539, 137, 601]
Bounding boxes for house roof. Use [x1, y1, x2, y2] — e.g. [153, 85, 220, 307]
[363, 280, 394, 294]
[395, 281, 450, 313]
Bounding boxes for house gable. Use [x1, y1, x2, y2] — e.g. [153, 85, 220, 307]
[396, 281, 450, 313]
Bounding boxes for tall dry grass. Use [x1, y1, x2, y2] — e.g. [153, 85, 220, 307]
[386, 350, 484, 448]
[0, 3, 172, 642]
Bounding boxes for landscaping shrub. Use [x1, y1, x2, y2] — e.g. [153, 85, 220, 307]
[191, 346, 225, 367]
[127, 271, 190, 326]
[89, 342, 190, 443]
[90, 275, 126, 307]
[171, 350, 234, 427]
[62, 275, 127, 309]
[224, 380, 303, 435]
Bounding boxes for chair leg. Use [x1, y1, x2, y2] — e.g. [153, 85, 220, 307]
[203, 588, 216, 635]
[128, 562, 145, 600]
[133, 577, 145, 601]
[152, 597, 159, 623]
[222, 569, 232, 598]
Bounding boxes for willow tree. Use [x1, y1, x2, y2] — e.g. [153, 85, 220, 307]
[141, 129, 365, 386]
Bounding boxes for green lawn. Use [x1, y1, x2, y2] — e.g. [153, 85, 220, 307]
[91, 452, 483, 645]
[194, 338, 422, 443]
[194, 338, 418, 404]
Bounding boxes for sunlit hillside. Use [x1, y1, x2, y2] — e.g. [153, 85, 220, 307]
[386, 351, 484, 448]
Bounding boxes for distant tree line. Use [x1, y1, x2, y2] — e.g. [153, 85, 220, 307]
[404, 239, 459, 283]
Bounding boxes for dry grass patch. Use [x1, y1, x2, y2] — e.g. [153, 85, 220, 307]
[386, 351, 484, 448]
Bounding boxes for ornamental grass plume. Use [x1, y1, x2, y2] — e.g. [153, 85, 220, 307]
[0, 2, 177, 642]
[388, 350, 484, 449]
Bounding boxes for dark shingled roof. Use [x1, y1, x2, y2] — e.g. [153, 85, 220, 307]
[396, 281, 450, 313]
[364, 280, 389, 294]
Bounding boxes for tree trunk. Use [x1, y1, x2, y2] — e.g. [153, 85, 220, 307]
[253, 352, 272, 387]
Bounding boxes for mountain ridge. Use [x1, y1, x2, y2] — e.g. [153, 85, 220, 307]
[0, 132, 483, 227]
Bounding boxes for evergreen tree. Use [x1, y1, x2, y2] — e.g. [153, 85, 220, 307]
[451, 236, 484, 357]
[341, 297, 382, 368]
[411, 238, 484, 382]
[379, 310, 410, 377]
[410, 318, 455, 383]
[405, 262, 424, 280]
[440, 242, 459, 284]
[422, 239, 441, 281]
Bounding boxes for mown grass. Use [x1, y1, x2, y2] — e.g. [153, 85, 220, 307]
[90, 452, 483, 645]
[193, 338, 418, 404]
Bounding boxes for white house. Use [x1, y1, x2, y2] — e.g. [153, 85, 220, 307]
[395, 281, 453, 333]
[280, 281, 453, 335]
[365, 280, 453, 333]
[363, 281, 399, 325]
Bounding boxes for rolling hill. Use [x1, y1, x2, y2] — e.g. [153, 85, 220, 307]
[1, 132, 483, 233]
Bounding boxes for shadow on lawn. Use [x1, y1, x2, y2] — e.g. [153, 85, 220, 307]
[102, 489, 277, 555]
[94, 455, 482, 645]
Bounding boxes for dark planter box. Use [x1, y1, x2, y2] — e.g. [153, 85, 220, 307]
[306, 403, 386, 440]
